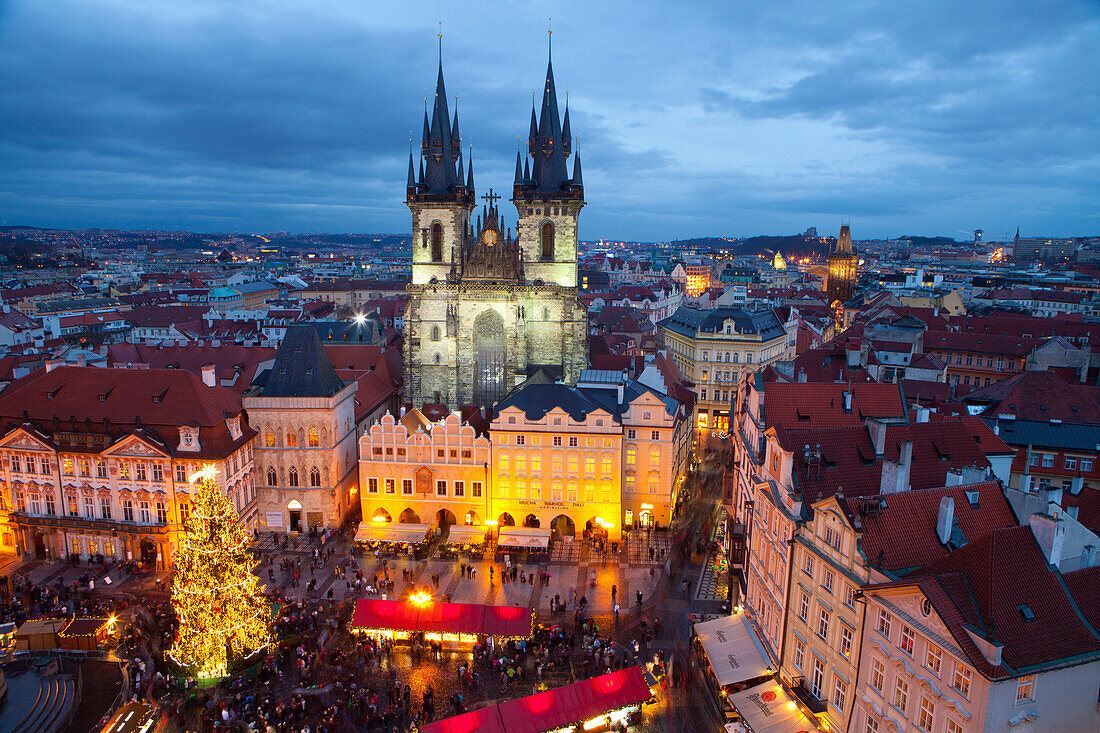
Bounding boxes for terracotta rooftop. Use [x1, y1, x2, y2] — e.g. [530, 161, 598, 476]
[963, 370, 1100, 423]
[763, 382, 904, 430]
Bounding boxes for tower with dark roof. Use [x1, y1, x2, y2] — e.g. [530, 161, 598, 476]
[827, 224, 858, 312]
[407, 53, 475, 287]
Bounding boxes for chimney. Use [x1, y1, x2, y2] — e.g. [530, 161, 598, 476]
[846, 344, 860, 367]
[1042, 482, 1063, 508]
[76, 354, 86, 368]
[45, 358, 63, 372]
[896, 440, 912, 492]
[617, 382, 624, 405]
[1029, 513, 1065, 568]
[936, 496, 955, 544]
[843, 391, 852, 411]
[992, 422, 1000, 435]
[201, 363, 216, 388]
[797, 369, 807, 383]
[867, 419, 887, 456]
[916, 407, 930, 423]
[1070, 475, 1084, 496]
[1082, 544, 1097, 569]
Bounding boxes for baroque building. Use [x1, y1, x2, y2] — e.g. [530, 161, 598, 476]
[403, 52, 588, 409]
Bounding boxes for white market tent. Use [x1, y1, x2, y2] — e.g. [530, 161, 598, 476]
[496, 527, 551, 549]
[444, 525, 488, 544]
[354, 523, 432, 544]
[694, 612, 772, 686]
[729, 681, 817, 733]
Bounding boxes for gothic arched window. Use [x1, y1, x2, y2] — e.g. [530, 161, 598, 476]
[308, 427, 319, 447]
[473, 310, 506, 407]
[431, 223, 443, 262]
[310, 467, 321, 487]
[288, 467, 299, 487]
[267, 467, 276, 486]
[264, 429, 274, 447]
[286, 430, 297, 448]
[540, 221, 554, 260]
[431, 325, 440, 341]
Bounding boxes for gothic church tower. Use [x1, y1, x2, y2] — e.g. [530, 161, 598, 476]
[403, 44, 588, 410]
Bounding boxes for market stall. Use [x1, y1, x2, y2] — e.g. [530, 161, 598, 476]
[438, 524, 487, 559]
[418, 666, 653, 733]
[14, 618, 66, 651]
[495, 527, 551, 562]
[694, 611, 772, 687]
[727, 681, 817, 733]
[354, 522, 432, 558]
[349, 598, 533, 643]
[58, 617, 115, 651]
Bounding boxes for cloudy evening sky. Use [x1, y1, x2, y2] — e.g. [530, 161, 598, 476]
[0, 0, 1097, 241]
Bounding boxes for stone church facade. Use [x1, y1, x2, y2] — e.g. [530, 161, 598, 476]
[403, 55, 588, 410]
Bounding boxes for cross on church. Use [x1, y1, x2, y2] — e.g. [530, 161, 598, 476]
[482, 188, 500, 207]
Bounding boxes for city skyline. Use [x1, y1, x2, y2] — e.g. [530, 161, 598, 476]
[1, 0, 1098, 240]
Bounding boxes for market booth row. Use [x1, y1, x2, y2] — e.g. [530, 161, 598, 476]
[418, 666, 653, 733]
[438, 524, 487, 560]
[354, 522, 432, 559]
[494, 527, 551, 562]
[693, 612, 817, 733]
[350, 598, 533, 645]
[14, 617, 115, 652]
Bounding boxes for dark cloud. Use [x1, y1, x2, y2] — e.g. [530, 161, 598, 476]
[0, 0, 1097, 238]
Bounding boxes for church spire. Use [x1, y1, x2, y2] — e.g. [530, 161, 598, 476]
[466, 148, 475, 189]
[407, 151, 416, 190]
[530, 52, 570, 190]
[514, 150, 524, 185]
[562, 105, 572, 158]
[420, 55, 459, 196]
[572, 152, 583, 187]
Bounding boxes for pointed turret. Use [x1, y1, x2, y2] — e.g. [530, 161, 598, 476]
[407, 151, 416, 190]
[466, 151, 474, 190]
[514, 150, 524, 186]
[456, 154, 465, 190]
[418, 158, 425, 186]
[419, 61, 460, 197]
[528, 108, 539, 154]
[451, 108, 461, 158]
[420, 111, 431, 156]
[530, 57, 570, 190]
[562, 107, 572, 158]
[523, 158, 530, 181]
[571, 153, 583, 187]
[836, 225, 853, 254]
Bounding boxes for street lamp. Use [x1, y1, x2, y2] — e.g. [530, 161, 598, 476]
[484, 518, 499, 543]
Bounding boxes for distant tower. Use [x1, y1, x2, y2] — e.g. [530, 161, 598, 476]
[973, 228, 983, 244]
[827, 224, 858, 310]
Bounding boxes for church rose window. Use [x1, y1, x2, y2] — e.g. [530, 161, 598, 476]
[473, 309, 506, 407]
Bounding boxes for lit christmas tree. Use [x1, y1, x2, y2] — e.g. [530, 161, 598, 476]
[168, 464, 268, 679]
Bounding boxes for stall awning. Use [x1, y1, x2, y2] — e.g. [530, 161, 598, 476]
[496, 527, 551, 549]
[354, 522, 432, 544]
[482, 605, 533, 638]
[729, 681, 817, 733]
[444, 525, 487, 544]
[350, 598, 532, 638]
[418, 706, 507, 733]
[694, 612, 772, 686]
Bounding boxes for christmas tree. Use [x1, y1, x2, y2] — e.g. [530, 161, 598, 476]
[168, 464, 268, 679]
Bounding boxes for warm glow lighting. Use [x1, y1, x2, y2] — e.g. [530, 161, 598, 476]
[484, 519, 498, 526]
[410, 591, 433, 606]
[787, 702, 797, 711]
[372, 515, 387, 523]
[188, 463, 218, 484]
[354, 313, 366, 324]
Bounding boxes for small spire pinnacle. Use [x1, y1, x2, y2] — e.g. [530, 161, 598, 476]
[548, 18, 552, 60]
[438, 22, 443, 66]
[467, 144, 474, 189]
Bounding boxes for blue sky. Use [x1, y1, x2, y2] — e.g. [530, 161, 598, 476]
[0, 0, 1097, 240]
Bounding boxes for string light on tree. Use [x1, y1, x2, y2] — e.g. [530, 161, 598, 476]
[168, 463, 268, 679]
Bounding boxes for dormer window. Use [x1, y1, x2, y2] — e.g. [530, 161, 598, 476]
[178, 427, 200, 452]
[226, 416, 242, 440]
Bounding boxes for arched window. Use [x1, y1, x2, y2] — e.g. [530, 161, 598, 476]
[473, 310, 506, 407]
[540, 221, 554, 260]
[266, 467, 276, 486]
[308, 427, 319, 447]
[431, 325, 440, 341]
[310, 467, 321, 487]
[264, 429, 274, 447]
[286, 430, 297, 448]
[288, 467, 299, 487]
[431, 222, 443, 261]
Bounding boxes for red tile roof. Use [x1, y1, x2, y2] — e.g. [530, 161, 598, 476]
[842, 482, 1017, 576]
[922, 330, 1038, 357]
[106, 342, 276, 393]
[763, 382, 904, 430]
[890, 526, 1100, 678]
[963, 370, 1100, 423]
[1063, 564, 1100, 633]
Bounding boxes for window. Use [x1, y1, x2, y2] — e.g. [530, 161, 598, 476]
[1029, 452, 1040, 467]
[402, 479, 413, 495]
[798, 591, 809, 621]
[84, 496, 94, 519]
[568, 455, 578, 472]
[626, 448, 636, 465]
[627, 429, 636, 439]
[866, 717, 880, 733]
[431, 222, 443, 261]
[810, 659, 824, 698]
[870, 659, 885, 693]
[823, 569, 835, 594]
[119, 463, 130, 480]
[793, 638, 805, 670]
[29, 495, 41, 514]
[9, 455, 19, 472]
[824, 525, 841, 550]
[516, 435, 526, 446]
[1082, 457, 1094, 471]
[1015, 675, 1035, 704]
[552, 482, 562, 501]
[264, 430, 274, 447]
[531, 455, 541, 471]
[67, 495, 77, 517]
[308, 428, 319, 447]
[62, 458, 73, 475]
[817, 609, 830, 639]
[893, 679, 908, 713]
[953, 665, 971, 697]
[946, 720, 963, 733]
[436, 480, 447, 496]
[877, 610, 892, 638]
[44, 494, 55, 515]
[286, 431, 297, 448]
[900, 625, 915, 654]
[552, 455, 562, 472]
[569, 437, 578, 447]
[288, 467, 299, 487]
[651, 430, 660, 441]
[153, 463, 163, 482]
[649, 447, 660, 467]
[840, 626, 852, 659]
[540, 221, 554, 260]
[499, 454, 509, 471]
[157, 501, 168, 524]
[917, 697, 934, 732]
[139, 502, 150, 523]
[553, 436, 562, 447]
[601, 456, 612, 474]
[472, 481, 482, 497]
[926, 644, 942, 675]
[454, 481, 464, 497]
[832, 678, 847, 711]
[123, 499, 134, 522]
[100, 497, 112, 519]
[383, 476, 394, 494]
[135, 463, 147, 481]
[1065, 456, 1078, 470]
[585, 455, 596, 474]
[845, 584, 857, 608]
[1041, 453, 1054, 468]
[965, 354, 973, 365]
[367, 478, 378, 494]
[803, 555, 815, 577]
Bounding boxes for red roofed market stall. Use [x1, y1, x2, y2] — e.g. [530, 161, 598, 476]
[417, 667, 653, 733]
[349, 598, 533, 643]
